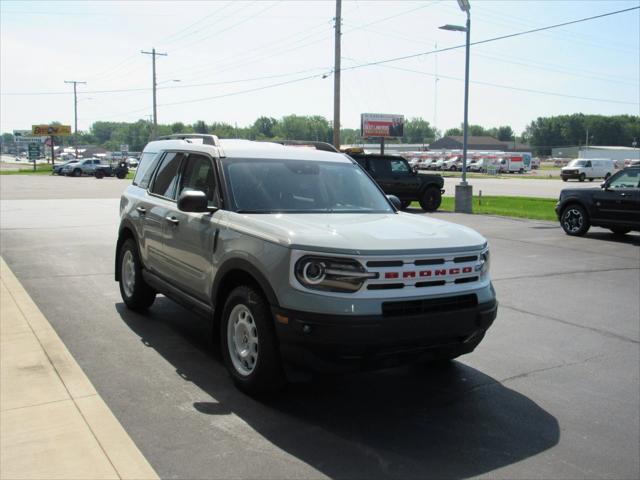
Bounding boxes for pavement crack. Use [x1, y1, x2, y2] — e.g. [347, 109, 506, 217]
[493, 267, 640, 282]
[501, 304, 639, 345]
[488, 234, 640, 260]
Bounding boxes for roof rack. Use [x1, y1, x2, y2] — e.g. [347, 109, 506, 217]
[156, 134, 220, 146]
[267, 140, 340, 153]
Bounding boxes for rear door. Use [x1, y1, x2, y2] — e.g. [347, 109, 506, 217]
[144, 151, 186, 277]
[163, 152, 224, 301]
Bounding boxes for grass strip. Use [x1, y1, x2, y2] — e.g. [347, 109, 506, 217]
[412, 195, 558, 221]
[0, 165, 54, 175]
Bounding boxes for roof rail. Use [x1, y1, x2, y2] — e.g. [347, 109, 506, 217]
[267, 140, 340, 153]
[156, 134, 220, 146]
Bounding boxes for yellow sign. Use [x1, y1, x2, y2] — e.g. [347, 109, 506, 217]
[32, 125, 72, 136]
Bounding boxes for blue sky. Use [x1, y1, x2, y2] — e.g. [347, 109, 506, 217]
[1, 0, 638, 136]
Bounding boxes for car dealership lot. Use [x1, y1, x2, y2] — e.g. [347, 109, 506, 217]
[1, 175, 638, 479]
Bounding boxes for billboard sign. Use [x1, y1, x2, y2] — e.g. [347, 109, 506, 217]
[32, 125, 72, 136]
[13, 130, 47, 143]
[361, 113, 404, 138]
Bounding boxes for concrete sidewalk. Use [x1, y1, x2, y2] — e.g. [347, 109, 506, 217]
[0, 257, 158, 480]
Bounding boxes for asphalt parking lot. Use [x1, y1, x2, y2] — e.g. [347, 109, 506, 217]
[1, 175, 638, 479]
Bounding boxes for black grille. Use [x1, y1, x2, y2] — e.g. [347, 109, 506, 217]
[381, 294, 478, 317]
[368, 283, 404, 290]
[455, 276, 478, 284]
[454, 255, 478, 263]
[366, 260, 404, 268]
[414, 258, 445, 266]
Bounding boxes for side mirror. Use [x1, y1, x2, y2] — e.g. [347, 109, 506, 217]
[178, 190, 209, 212]
[600, 181, 608, 190]
[387, 194, 401, 210]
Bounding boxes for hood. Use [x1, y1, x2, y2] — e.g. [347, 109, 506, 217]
[224, 212, 487, 255]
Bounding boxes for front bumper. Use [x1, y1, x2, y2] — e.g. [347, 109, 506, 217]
[272, 296, 497, 372]
[560, 171, 581, 179]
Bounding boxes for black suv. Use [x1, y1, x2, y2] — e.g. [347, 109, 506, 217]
[556, 165, 640, 236]
[346, 151, 445, 211]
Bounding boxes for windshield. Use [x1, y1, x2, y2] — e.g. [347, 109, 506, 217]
[222, 158, 393, 214]
[567, 160, 587, 167]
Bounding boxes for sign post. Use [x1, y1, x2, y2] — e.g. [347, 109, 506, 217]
[360, 113, 404, 154]
[28, 143, 40, 171]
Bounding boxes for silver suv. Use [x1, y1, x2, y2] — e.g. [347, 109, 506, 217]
[115, 134, 497, 395]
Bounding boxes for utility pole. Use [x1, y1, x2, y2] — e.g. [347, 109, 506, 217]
[434, 42, 439, 136]
[64, 80, 86, 160]
[141, 48, 168, 140]
[332, 0, 342, 149]
[585, 128, 590, 151]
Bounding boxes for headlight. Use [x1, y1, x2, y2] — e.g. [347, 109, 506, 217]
[480, 249, 490, 276]
[294, 256, 377, 293]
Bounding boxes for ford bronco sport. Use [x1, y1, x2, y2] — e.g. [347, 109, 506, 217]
[116, 134, 497, 395]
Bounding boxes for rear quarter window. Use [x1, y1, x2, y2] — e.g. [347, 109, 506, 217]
[133, 152, 160, 189]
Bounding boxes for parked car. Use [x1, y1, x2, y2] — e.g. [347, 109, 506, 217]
[53, 160, 78, 175]
[94, 161, 129, 179]
[115, 134, 497, 395]
[560, 158, 616, 182]
[556, 165, 639, 236]
[345, 149, 445, 211]
[61, 158, 105, 176]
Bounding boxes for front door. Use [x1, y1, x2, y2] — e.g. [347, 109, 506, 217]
[593, 168, 640, 225]
[163, 153, 224, 301]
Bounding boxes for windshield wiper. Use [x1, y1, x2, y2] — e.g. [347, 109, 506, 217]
[235, 209, 270, 214]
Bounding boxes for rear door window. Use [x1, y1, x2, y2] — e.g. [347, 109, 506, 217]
[134, 152, 161, 189]
[150, 152, 186, 200]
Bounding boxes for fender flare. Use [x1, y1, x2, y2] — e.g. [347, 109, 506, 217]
[211, 258, 279, 308]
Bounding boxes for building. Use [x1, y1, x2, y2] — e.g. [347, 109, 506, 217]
[428, 136, 530, 152]
[552, 146, 640, 162]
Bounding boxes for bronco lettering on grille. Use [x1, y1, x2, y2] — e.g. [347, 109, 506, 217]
[385, 266, 474, 280]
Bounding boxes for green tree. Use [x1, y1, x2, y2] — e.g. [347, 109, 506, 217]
[403, 117, 436, 143]
[495, 126, 514, 141]
[193, 120, 208, 134]
[444, 127, 462, 136]
[252, 116, 277, 138]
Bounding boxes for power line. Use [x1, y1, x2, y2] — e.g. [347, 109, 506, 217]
[340, 5, 640, 73]
[371, 63, 637, 105]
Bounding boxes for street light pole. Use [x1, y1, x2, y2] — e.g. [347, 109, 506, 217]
[439, 0, 472, 213]
[461, 10, 470, 186]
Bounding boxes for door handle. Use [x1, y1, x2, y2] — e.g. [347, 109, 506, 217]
[165, 216, 179, 225]
[136, 206, 147, 214]
[619, 193, 629, 197]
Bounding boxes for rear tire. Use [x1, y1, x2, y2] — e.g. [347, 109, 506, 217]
[560, 204, 590, 236]
[116, 171, 126, 179]
[118, 238, 156, 311]
[221, 285, 285, 396]
[94, 169, 105, 179]
[400, 200, 411, 210]
[419, 187, 442, 212]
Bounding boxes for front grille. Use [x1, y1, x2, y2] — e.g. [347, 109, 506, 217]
[382, 294, 478, 317]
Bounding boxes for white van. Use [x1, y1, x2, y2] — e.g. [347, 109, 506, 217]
[560, 158, 616, 182]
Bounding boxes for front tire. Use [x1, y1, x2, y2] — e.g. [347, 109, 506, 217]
[221, 285, 285, 396]
[560, 204, 590, 236]
[73, 168, 82, 177]
[419, 187, 442, 212]
[118, 238, 156, 311]
[578, 173, 586, 182]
